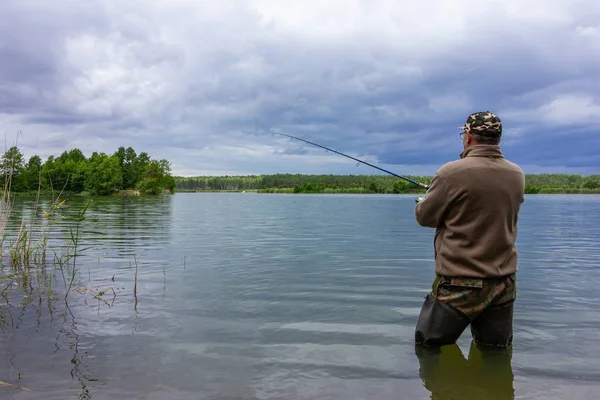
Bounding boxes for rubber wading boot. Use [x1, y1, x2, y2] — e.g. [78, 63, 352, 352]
[470, 301, 514, 347]
[415, 293, 471, 347]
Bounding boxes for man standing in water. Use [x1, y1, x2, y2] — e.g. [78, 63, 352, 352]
[413, 111, 525, 348]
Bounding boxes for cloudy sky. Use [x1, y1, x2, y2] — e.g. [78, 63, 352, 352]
[1, 0, 599, 177]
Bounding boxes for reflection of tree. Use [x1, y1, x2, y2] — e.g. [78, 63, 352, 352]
[415, 342, 515, 400]
[0, 176, 173, 397]
[0, 198, 115, 398]
[0, 272, 96, 398]
[62, 306, 92, 399]
[5, 194, 173, 262]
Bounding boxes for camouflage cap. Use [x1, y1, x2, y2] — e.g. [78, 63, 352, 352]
[458, 111, 502, 137]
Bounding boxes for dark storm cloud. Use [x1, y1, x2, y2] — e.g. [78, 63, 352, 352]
[0, 0, 599, 175]
[0, 1, 108, 108]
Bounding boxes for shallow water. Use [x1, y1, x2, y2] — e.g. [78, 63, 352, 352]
[1, 193, 599, 399]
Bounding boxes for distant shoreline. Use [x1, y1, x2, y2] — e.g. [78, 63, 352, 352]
[7, 188, 600, 197]
[174, 173, 600, 195]
[176, 189, 600, 195]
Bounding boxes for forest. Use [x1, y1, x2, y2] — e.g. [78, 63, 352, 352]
[174, 173, 600, 194]
[7, 142, 596, 196]
[1, 146, 176, 196]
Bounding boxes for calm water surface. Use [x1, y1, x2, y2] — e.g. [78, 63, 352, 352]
[1, 193, 599, 399]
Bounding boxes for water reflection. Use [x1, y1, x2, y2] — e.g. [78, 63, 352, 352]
[1, 194, 600, 399]
[4, 194, 173, 247]
[0, 272, 95, 399]
[0, 195, 174, 399]
[416, 342, 514, 400]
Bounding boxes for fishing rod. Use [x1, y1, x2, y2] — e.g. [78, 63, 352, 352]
[271, 130, 429, 190]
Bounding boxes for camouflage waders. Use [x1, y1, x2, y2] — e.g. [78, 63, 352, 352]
[415, 273, 516, 348]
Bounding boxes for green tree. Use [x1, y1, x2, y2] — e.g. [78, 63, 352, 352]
[22, 154, 43, 190]
[1, 146, 26, 191]
[41, 155, 70, 192]
[583, 176, 600, 189]
[134, 152, 151, 186]
[392, 180, 408, 193]
[112, 146, 138, 189]
[84, 153, 123, 195]
[59, 149, 87, 192]
[137, 159, 174, 195]
[123, 147, 139, 189]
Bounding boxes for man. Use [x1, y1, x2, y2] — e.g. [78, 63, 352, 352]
[413, 111, 525, 348]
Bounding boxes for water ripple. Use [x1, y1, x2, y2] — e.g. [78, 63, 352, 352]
[1, 193, 600, 399]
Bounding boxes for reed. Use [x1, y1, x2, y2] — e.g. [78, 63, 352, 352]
[133, 254, 138, 311]
[0, 140, 90, 308]
[0, 138, 132, 396]
[0, 380, 32, 392]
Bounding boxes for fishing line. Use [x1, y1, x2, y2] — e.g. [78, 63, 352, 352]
[271, 130, 429, 190]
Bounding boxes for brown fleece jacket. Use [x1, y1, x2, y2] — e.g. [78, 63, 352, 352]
[415, 145, 525, 278]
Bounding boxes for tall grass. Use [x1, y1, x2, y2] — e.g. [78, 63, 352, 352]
[0, 139, 139, 397]
[0, 145, 91, 304]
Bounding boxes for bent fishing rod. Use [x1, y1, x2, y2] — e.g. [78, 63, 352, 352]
[271, 131, 429, 190]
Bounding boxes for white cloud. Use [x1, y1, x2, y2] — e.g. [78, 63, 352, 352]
[540, 94, 600, 124]
[575, 25, 599, 38]
[503, 93, 600, 128]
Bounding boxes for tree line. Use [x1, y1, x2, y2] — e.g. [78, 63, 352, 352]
[2, 146, 176, 196]
[174, 173, 600, 194]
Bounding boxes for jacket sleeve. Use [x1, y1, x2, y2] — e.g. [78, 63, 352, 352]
[414, 172, 451, 228]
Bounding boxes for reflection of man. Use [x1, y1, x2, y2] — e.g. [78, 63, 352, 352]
[413, 111, 525, 348]
[415, 342, 515, 400]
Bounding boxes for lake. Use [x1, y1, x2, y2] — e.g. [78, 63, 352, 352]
[1, 193, 599, 399]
